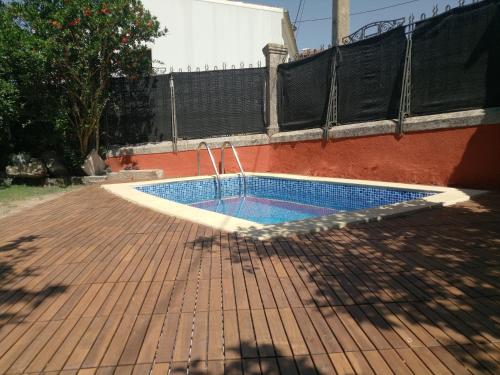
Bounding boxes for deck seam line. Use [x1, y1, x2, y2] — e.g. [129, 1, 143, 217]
[186, 234, 205, 374]
[148, 223, 198, 375]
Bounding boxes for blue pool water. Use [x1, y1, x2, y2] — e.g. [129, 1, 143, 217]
[137, 176, 435, 225]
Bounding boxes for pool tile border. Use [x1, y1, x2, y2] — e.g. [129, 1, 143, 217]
[102, 173, 485, 240]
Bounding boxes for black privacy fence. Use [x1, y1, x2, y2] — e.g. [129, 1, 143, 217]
[411, 0, 500, 115]
[102, 68, 266, 146]
[337, 27, 406, 124]
[102, 0, 500, 146]
[277, 49, 333, 131]
[102, 74, 173, 146]
[174, 68, 266, 140]
[278, 0, 500, 131]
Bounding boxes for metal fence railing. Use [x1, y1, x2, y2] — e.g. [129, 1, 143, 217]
[278, 0, 500, 135]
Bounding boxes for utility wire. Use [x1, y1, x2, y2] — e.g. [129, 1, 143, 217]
[295, 0, 420, 23]
[293, 0, 304, 25]
[351, 0, 420, 15]
[296, 0, 307, 34]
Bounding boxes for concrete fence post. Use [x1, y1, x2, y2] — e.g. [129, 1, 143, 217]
[263, 43, 288, 136]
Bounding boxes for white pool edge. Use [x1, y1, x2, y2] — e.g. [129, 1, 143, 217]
[102, 173, 486, 240]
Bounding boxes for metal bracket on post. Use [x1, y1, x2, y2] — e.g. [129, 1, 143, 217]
[169, 75, 178, 152]
[397, 22, 413, 136]
[324, 49, 339, 140]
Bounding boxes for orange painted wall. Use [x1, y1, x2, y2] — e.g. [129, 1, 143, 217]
[107, 124, 500, 189]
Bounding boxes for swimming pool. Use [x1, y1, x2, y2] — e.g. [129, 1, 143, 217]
[103, 173, 480, 239]
[136, 175, 435, 225]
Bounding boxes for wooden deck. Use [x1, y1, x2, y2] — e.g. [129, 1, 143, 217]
[0, 186, 499, 375]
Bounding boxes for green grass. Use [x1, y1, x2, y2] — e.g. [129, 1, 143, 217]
[0, 184, 71, 203]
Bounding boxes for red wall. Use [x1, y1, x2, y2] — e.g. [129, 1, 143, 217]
[107, 125, 500, 189]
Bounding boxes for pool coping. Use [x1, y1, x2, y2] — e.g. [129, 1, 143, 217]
[102, 173, 485, 240]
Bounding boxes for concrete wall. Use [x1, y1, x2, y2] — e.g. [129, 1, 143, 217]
[143, 0, 293, 71]
[107, 122, 500, 189]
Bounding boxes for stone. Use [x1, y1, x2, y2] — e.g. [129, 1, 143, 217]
[0, 178, 13, 186]
[41, 151, 69, 177]
[106, 169, 164, 182]
[6, 158, 48, 178]
[81, 149, 107, 176]
[82, 175, 108, 185]
[9, 153, 31, 166]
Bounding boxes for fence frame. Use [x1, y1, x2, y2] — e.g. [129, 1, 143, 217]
[324, 49, 339, 140]
[169, 75, 179, 152]
[397, 19, 414, 136]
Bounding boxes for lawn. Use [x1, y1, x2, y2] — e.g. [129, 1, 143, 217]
[0, 184, 72, 203]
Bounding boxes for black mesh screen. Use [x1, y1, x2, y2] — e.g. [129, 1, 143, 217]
[337, 27, 406, 124]
[411, 0, 500, 115]
[278, 49, 334, 131]
[173, 68, 266, 139]
[103, 74, 172, 146]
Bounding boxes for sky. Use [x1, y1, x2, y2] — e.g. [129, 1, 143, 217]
[252, 0, 467, 49]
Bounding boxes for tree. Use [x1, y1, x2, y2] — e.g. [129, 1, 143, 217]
[0, 1, 65, 167]
[12, 0, 167, 156]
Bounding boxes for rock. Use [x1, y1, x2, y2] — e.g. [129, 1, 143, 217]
[41, 151, 69, 177]
[0, 178, 13, 186]
[6, 158, 48, 178]
[9, 153, 31, 166]
[81, 149, 107, 176]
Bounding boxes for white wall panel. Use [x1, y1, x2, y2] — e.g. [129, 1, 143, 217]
[142, 0, 287, 71]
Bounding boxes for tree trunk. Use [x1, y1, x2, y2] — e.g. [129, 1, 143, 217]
[79, 132, 90, 157]
[95, 121, 100, 154]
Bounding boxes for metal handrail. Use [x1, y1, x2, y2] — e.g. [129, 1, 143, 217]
[197, 142, 221, 196]
[220, 141, 247, 194]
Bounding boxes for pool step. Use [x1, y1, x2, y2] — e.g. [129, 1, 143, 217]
[106, 169, 164, 182]
[83, 169, 164, 184]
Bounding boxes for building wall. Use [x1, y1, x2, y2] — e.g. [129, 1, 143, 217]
[107, 124, 500, 189]
[142, 0, 289, 71]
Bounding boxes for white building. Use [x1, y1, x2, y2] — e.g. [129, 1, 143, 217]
[142, 0, 298, 72]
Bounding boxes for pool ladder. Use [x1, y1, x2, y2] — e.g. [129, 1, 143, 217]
[197, 141, 247, 197]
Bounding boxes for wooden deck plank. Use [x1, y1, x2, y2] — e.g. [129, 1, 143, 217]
[44, 317, 94, 372]
[62, 316, 108, 370]
[190, 310, 209, 362]
[81, 314, 123, 369]
[344, 351, 375, 375]
[224, 310, 242, 359]
[363, 350, 395, 375]
[251, 309, 275, 358]
[118, 314, 152, 365]
[6, 320, 62, 374]
[237, 310, 258, 359]
[100, 314, 138, 367]
[171, 312, 194, 362]
[155, 313, 180, 363]
[395, 348, 433, 374]
[329, 352, 355, 375]
[0, 187, 499, 374]
[311, 354, 336, 375]
[292, 308, 326, 355]
[264, 309, 293, 357]
[278, 308, 309, 357]
[25, 318, 80, 373]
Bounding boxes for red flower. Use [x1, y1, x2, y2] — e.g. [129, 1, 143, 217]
[120, 36, 129, 44]
[83, 8, 92, 17]
[146, 20, 153, 28]
[68, 18, 81, 27]
[100, 7, 111, 15]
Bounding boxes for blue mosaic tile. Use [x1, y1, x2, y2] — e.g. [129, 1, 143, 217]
[136, 176, 436, 224]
